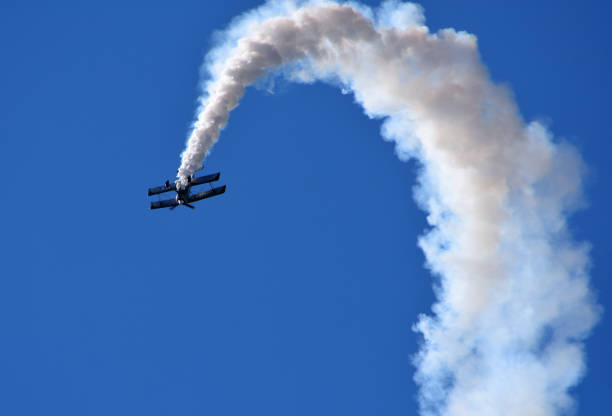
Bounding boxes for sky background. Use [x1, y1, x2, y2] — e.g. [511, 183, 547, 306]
[1, 1, 610, 415]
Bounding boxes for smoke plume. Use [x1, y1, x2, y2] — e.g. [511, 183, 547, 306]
[178, 1, 599, 414]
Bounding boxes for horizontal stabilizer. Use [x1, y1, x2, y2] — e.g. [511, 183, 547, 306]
[150, 198, 179, 210]
[187, 185, 226, 203]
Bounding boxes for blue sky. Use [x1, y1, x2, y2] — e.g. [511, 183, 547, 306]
[1, 1, 610, 415]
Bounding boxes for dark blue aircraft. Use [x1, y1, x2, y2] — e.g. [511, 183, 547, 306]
[148, 170, 226, 210]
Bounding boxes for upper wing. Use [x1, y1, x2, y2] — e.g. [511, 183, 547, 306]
[148, 182, 177, 196]
[187, 185, 226, 203]
[189, 172, 220, 187]
[150, 198, 179, 210]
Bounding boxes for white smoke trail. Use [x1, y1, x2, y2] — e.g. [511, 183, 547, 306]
[179, 1, 600, 414]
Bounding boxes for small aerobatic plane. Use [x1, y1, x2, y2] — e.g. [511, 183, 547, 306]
[148, 169, 226, 210]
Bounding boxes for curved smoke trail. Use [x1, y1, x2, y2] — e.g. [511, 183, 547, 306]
[179, 1, 599, 414]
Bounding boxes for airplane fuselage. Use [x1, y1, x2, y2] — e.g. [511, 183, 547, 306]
[176, 185, 191, 204]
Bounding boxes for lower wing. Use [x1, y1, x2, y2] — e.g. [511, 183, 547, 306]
[150, 198, 179, 210]
[187, 185, 226, 203]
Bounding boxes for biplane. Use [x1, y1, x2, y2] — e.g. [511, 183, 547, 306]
[148, 170, 226, 210]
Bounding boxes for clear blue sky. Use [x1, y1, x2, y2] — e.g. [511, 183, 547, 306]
[1, 1, 610, 415]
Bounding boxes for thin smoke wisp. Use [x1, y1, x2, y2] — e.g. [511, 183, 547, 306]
[178, 1, 599, 414]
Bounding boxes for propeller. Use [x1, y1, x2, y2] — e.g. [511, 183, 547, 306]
[169, 202, 195, 210]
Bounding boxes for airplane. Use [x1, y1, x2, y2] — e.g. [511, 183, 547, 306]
[148, 170, 226, 210]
